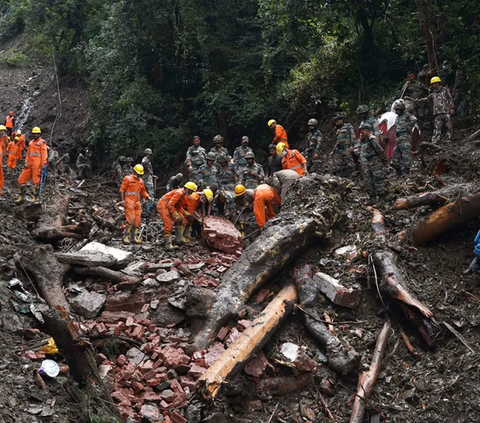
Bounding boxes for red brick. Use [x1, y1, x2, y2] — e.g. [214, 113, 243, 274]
[187, 364, 207, 379]
[97, 323, 107, 335]
[119, 406, 134, 420]
[142, 369, 156, 381]
[114, 322, 125, 336]
[179, 377, 197, 392]
[94, 353, 107, 366]
[148, 323, 156, 332]
[132, 381, 145, 394]
[131, 369, 143, 382]
[117, 354, 128, 366]
[170, 410, 187, 423]
[125, 316, 134, 327]
[170, 378, 184, 394]
[141, 303, 150, 313]
[153, 359, 163, 369]
[112, 390, 129, 404]
[132, 325, 145, 341]
[157, 346, 190, 368]
[204, 343, 226, 367]
[216, 326, 230, 341]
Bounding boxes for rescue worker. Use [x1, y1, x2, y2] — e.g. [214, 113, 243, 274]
[209, 135, 231, 164]
[332, 115, 356, 177]
[76, 148, 92, 179]
[185, 136, 207, 181]
[233, 136, 253, 176]
[5, 112, 15, 136]
[272, 169, 301, 203]
[119, 164, 152, 245]
[217, 155, 237, 190]
[183, 187, 214, 240]
[157, 181, 197, 250]
[234, 184, 254, 236]
[241, 152, 264, 189]
[48, 146, 60, 177]
[392, 100, 417, 177]
[166, 173, 184, 191]
[303, 118, 322, 170]
[197, 152, 218, 189]
[356, 105, 380, 137]
[58, 151, 71, 176]
[114, 156, 126, 187]
[0, 125, 8, 155]
[276, 142, 307, 177]
[16, 130, 26, 164]
[464, 229, 480, 274]
[16, 127, 47, 203]
[142, 148, 157, 198]
[253, 183, 281, 229]
[6, 136, 19, 173]
[401, 71, 428, 128]
[267, 120, 289, 148]
[413, 76, 454, 144]
[266, 143, 283, 182]
[123, 157, 134, 175]
[359, 123, 387, 206]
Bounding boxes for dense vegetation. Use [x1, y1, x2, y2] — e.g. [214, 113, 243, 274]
[0, 0, 478, 167]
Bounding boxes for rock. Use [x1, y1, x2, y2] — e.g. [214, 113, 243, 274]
[126, 347, 146, 365]
[105, 291, 146, 312]
[204, 343, 226, 367]
[203, 412, 228, 423]
[185, 402, 202, 423]
[70, 291, 106, 318]
[140, 404, 161, 422]
[314, 272, 361, 308]
[2, 312, 23, 333]
[201, 216, 243, 254]
[280, 342, 299, 362]
[244, 351, 268, 379]
[150, 303, 185, 326]
[156, 270, 180, 283]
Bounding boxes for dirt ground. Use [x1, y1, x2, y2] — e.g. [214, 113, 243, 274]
[0, 37, 479, 423]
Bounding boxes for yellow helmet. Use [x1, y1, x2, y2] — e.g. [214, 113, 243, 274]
[267, 119, 276, 128]
[276, 142, 286, 155]
[16, 130, 21, 135]
[235, 184, 246, 197]
[0, 125, 6, 131]
[32, 127, 41, 134]
[184, 181, 197, 192]
[133, 164, 144, 175]
[203, 188, 214, 202]
[14, 137, 19, 141]
[430, 76, 441, 84]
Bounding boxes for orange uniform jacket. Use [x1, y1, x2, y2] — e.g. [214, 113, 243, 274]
[5, 116, 14, 129]
[161, 188, 187, 215]
[0, 134, 8, 155]
[282, 149, 306, 176]
[158, 188, 188, 234]
[17, 134, 26, 158]
[253, 184, 281, 228]
[119, 174, 149, 227]
[25, 138, 48, 167]
[6, 141, 18, 168]
[273, 125, 289, 149]
[183, 192, 200, 214]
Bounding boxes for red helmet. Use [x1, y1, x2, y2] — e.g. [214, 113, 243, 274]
[9, 112, 13, 115]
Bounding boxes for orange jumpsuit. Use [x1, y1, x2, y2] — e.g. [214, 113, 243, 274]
[282, 149, 307, 176]
[0, 148, 3, 192]
[16, 134, 26, 159]
[158, 188, 188, 235]
[273, 125, 289, 149]
[6, 141, 18, 169]
[253, 184, 281, 228]
[18, 137, 47, 187]
[183, 192, 200, 214]
[119, 174, 149, 227]
[0, 133, 8, 155]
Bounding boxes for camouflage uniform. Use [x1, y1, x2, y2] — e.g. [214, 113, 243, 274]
[418, 86, 453, 144]
[360, 135, 386, 198]
[142, 155, 155, 197]
[304, 129, 322, 170]
[404, 79, 428, 128]
[217, 162, 237, 191]
[392, 111, 417, 175]
[209, 146, 231, 166]
[114, 162, 124, 186]
[185, 145, 207, 182]
[241, 162, 265, 189]
[233, 145, 253, 175]
[122, 163, 133, 176]
[333, 123, 356, 177]
[196, 163, 218, 189]
[360, 116, 380, 138]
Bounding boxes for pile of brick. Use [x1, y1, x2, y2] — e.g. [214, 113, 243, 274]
[201, 215, 243, 255]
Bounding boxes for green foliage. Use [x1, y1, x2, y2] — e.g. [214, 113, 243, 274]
[0, 47, 28, 67]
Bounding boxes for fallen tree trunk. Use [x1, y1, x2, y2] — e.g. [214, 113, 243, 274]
[43, 306, 119, 418]
[295, 264, 360, 375]
[197, 284, 297, 400]
[392, 183, 478, 210]
[15, 244, 70, 311]
[349, 321, 391, 423]
[373, 251, 439, 348]
[187, 217, 317, 350]
[398, 191, 480, 244]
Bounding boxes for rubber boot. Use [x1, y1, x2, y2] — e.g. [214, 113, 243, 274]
[29, 186, 38, 202]
[15, 187, 25, 203]
[133, 227, 142, 244]
[464, 257, 480, 274]
[123, 224, 132, 245]
[174, 226, 188, 245]
[164, 234, 177, 251]
[183, 225, 191, 244]
[239, 222, 245, 237]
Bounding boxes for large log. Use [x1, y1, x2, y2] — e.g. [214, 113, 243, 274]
[349, 322, 391, 423]
[187, 217, 317, 350]
[398, 191, 480, 244]
[15, 244, 70, 311]
[196, 284, 297, 400]
[295, 264, 360, 375]
[392, 183, 478, 210]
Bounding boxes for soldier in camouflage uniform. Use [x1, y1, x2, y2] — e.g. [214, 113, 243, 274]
[357, 105, 379, 137]
[392, 100, 417, 176]
[196, 152, 218, 189]
[185, 136, 207, 182]
[359, 123, 387, 205]
[142, 148, 156, 198]
[402, 71, 428, 129]
[217, 155, 237, 191]
[240, 152, 265, 189]
[415, 76, 454, 144]
[123, 157, 134, 176]
[233, 136, 253, 176]
[303, 118, 322, 171]
[114, 156, 126, 187]
[332, 116, 357, 177]
[209, 135, 231, 166]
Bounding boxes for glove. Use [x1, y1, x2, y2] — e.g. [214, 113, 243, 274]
[172, 211, 181, 223]
[184, 211, 194, 222]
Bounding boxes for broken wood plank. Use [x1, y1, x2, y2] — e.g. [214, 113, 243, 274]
[349, 321, 391, 423]
[187, 217, 317, 350]
[196, 284, 297, 400]
[398, 191, 480, 245]
[295, 264, 360, 375]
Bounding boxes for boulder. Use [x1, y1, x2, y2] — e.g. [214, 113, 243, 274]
[70, 291, 106, 318]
